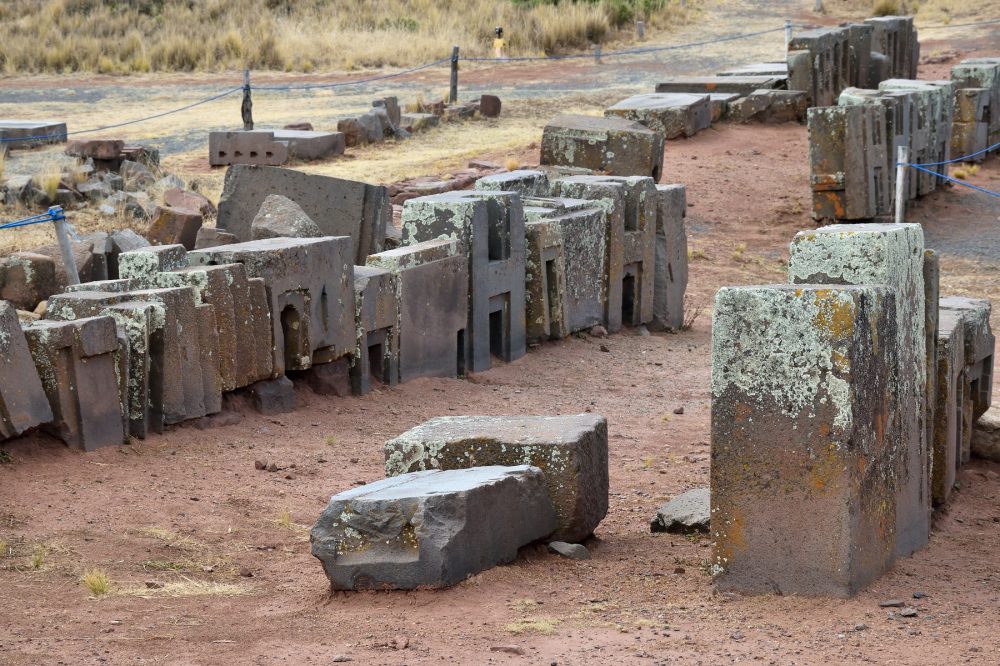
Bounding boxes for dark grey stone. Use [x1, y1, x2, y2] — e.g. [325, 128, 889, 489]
[548, 541, 591, 560]
[250, 194, 323, 240]
[249, 376, 296, 415]
[0, 301, 53, 440]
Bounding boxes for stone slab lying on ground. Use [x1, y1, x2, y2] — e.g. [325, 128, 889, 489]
[216, 165, 389, 264]
[208, 130, 289, 167]
[788, 223, 926, 558]
[604, 93, 711, 139]
[711, 284, 897, 597]
[475, 170, 550, 198]
[540, 115, 664, 181]
[650, 487, 709, 533]
[22, 315, 126, 451]
[728, 90, 808, 124]
[0, 120, 67, 148]
[270, 129, 346, 161]
[311, 465, 557, 590]
[384, 414, 608, 542]
[0, 301, 53, 441]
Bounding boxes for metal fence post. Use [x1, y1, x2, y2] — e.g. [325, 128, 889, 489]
[50, 207, 79, 286]
[450, 46, 460, 104]
[241, 68, 253, 131]
[895, 146, 908, 224]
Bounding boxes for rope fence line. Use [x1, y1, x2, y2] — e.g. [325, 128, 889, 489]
[918, 17, 1000, 30]
[906, 140, 1000, 167]
[903, 162, 1000, 199]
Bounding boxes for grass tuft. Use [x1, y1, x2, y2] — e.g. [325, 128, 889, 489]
[505, 617, 561, 635]
[82, 568, 111, 596]
[33, 166, 62, 201]
[117, 577, 250, 598]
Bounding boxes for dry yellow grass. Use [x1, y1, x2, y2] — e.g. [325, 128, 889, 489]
[832, 0, 1000, 25]
[116, 578, 250, 598]
[81, 568, 111, 596]
[0, 0, 692, 75]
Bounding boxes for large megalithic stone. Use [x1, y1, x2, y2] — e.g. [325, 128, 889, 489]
[311, 466, 557, 590]
[0, 301, 53, 440]
[651, 184, 688, 331]
[952, 59, 1000, 152]
[838, 87, 903, 217]
[540, 115, 664, 181]
[604, 93, 711, 139]
[933, 309, 965, 507]
[865, 16, 918, 80]
[350, 265, 399, 396]
[22, 316, 127, 451]
[807, 105, 887, 222]
[711, 284, 898, 597]
[215, 165, 390, 265]
[401, 190, 527, 374]
[788, 27, 852, 107]
[922, 250, 940, 494]
[788, 223, 927, 557]
[384, 414, 609, 543]
[879, 79, 955, 188]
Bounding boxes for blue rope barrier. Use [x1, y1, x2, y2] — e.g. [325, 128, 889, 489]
[906, 163, 1000, 198]
[253, 57, 452, 92]
[909, 140, 1000, 167]
[0, 87, 243, 144]
[461, 25, 788, 62]
[0, 206, 66, 231]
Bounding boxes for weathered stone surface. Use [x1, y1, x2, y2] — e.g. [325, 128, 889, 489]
[866, 16, 918, 80]
[401, 190, 527, 373]
[654, 76, 782, 96]
[194, 227, 239, 250]
[249, 376, 296, 414]
[0, 252, 57, 310]
[301, 356, 351, 397]
[0, 120, 67, 149]
[789, 223, 927, 557]
[605, 93, 711, 139]
[250, 194, 323, 241]
[922, 250, 939, 497]
[367, 240, 468, 381]
[548, 541, 590, 560]
[728, 90, 808, 124]
[22, 315, 126, 451]
[373, 97, 401, 127]
[932, 309, 964, 506]
[939, 296, 994, 420]
[385, 414, 608, 542]
[271, 129, 345, 161]
[788, 27, 853, 107]
[880, 80, 954, 191]
[216, 165, 389, 264]
[351, 266, 398, 395]
[118, 244, 188, 276]
[190, 237, 355, 377]
[972, 405, 1000, 462]
[145, 205, 203, 250]
[66, 139, 124, 160]
[541, 115, 664, 181]
[32, 240, 95, 288]
[400, 113, 439, 133]
[164, 188, 217, 217]
[650, 487, 709, 533]
[711, 284, 897, 597]
[650, 184, 687, 331]
[480, 94, 502, 118]
[0, 301, 53, 440]
[311, 466, 557, 590]
[208, 130, 289, 167]
[475, 170, 550, 198]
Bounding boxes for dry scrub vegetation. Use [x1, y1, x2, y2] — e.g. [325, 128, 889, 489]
[0, 0, 692, 75]
[831, 0, 1000, 24]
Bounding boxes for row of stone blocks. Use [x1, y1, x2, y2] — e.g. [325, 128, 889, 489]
[311, 414, 608, 590]
[949, 58, 1000, 163]
[809, 76, 958, 223]
[710, 223, 994, 597]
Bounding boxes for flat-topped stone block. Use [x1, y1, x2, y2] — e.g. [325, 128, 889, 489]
[604, 93, 711, 139]
[385, 414, 608, 542]
[311, 466, 557, 590]
[655, 76, 782, 96]
[541, 114, 664, 181]
[711, 284, 898, 597]
[0, 120, 67, 149]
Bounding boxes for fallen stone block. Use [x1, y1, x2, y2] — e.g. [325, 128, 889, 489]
[0, 252, 57, 311]
[373, 97, 402, 127]
[65, 139, 124, 161]
[385, 414, 608, 542]
[717, 62, 789, 77]
[250, 194, 323, 240]
[400, 113, 439, 133]
[208, 130, 289, 167]
[216, 165, 390, 264]
[401, 190, 527, 373]
[475, 170, 550, 198]
[604, 93, 711, 139]
[271, 129, 346, 161]
[728, 89, 808, 124]
[0, 120, 67, 149]
[540, 115, 664, 181]
[164, 188, 217, 217]
[940, 296, 994, 421]
[145, 205, 203, 250]
[301, 356, 351, 397]
[189, 236, 355, 377]
[32, 240, 95, 288]
[650, 184, 687, 331]
[194, 227, 239, 250]
[311, 466, 557, 590]
[548, 541, 590, 560]
[249, 376, 296, 414]
[655, 76, 783, 96]
[706, 93, 742, 122]
[367, 240, 468, 381]
[23, 315, 126, 451]
[650, 487, 709, 533]
[789, 223, 927, 557]
[0, 301, 53, 440]
[711, 284, 897, 597]
[351, 266, 399, 395]
[972, 405, 1000, 462]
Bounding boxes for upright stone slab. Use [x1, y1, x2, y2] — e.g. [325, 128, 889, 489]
[351, 266, 399, 395]
[0, 301, 53, 440]
[22, 316, 126, 451]
[401, 191, 527, 373]
[0, 253, 57, 311]
[189, 236, 356, 377]
[923, 250, 939, 491]
[540, 115, 664, 181]
[385, 414, 609, 542]
[367, 240, 469, 382]
[651, 184, 688, 331]
[788, 27, 853, 107]
[311, 466, 557, 590]
[789, 223, 927, 557]
[711, 284, 897, 597]
[952, 60, 1000, 151]
[838, 87, 904, 217]
[216, 166, 390, 264]
[604, 93, 711, 139]
[933, 309, 965, 506]
[939, 296, 994, 421]
[866, 16, 918, 79]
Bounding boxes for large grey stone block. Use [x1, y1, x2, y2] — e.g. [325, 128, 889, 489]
[711, 284, 897, 597]
[605, 93, 711, 139]
[651, 184, 687, 331]
[540, 115, 664, 181]
[0, 301, 53, 440]
[216, 165, 390, 264]
[311, 466, 557, 590]
[789, 223, 927, 557]
[933, 309, 964, 506]
[384, 414, 608, 542]
[351, 265, 399, 395]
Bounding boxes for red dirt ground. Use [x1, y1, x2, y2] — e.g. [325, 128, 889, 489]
[3, 77, 1000, 666]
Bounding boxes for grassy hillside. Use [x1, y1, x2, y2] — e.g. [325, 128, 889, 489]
[0, 0, 691, 75]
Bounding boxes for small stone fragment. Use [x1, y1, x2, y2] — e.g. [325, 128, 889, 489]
[548, 541, 591, 560]
[651, 488, 709, 533]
